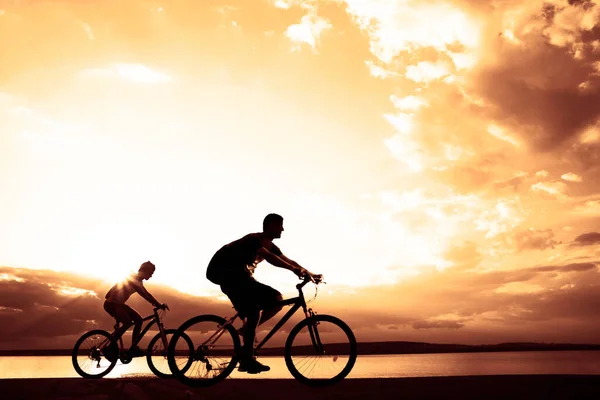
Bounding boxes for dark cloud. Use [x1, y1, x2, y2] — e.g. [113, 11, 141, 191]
[0, 267, 232, 348]
[469, 1, 600, 152]
[0, 267, 409, 349]
[444, 262, 600, 324]
[533, 262, 598, 273]
[476, 67, 600, 151]
[338, 258, 600, 341]
[573, 232, 600, 246]
[2, 258, 600, 348]
[566, 140, 600, 177]
[412, 319, 466, 330]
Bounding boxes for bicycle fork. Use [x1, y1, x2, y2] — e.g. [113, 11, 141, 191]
[305, 309, 325, 354]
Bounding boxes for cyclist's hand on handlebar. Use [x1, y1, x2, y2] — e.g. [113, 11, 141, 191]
[306, 273, 323, 284]
[299, 271, 323, 284]
[292, 266, 308, 279]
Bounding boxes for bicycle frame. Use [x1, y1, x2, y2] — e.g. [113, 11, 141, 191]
[202, 278, 316, 352]
[110, 308, 167, 350]
[256, 279, 314, 351]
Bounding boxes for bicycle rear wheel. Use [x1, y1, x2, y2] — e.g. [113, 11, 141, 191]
[72, 330, 118, 379]
[284, 314, 357, 386]
[167, 314, 240, 387]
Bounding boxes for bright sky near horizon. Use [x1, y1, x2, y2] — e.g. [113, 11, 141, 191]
[2, 0, 600, 345]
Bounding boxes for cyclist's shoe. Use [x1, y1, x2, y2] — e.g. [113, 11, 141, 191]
[128, 346, 146, 358]
[238, 358, 270, 374]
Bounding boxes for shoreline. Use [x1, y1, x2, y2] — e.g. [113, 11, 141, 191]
[2, 376, 600, 400]
[3, 345, 600, 357]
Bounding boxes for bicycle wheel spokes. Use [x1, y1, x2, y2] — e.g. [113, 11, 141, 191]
[72, 330, 118, 378]
[285, 315, 357, 385]
[169, 316, 238, 386]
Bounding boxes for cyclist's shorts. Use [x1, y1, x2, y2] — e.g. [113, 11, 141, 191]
[103, 301, 141, 325]
[220, 278, 282, 319]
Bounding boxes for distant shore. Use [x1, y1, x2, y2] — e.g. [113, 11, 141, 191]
[2, 376, 600, 400]
[3, 341, 600, 356]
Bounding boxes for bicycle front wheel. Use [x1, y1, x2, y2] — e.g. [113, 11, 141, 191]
[147, 329, 194, 378]
[72, 330, 118, 379]
[284, 314, 357, 386]
[167, 314, 240, 387]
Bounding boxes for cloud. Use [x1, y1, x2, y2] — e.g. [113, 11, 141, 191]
[531, 181, 568, 198]
[0, 267, 233, 348]
[344, 0, 481, 67]
[412, 319, 466, 330]
[405, 61, 452, 83]
[469, 1, 600, 151]
[573, 231, 600, 246]
[513, 228, 559, 251]
[561, 172, 583, 182]
[316, 251, 600, 341]
[487, 124, 522, 147]
[273, 0, 294, 10]
[285, 11, 332, 52]
[579, 123, 600, 144]
[2, 255, 600, 348]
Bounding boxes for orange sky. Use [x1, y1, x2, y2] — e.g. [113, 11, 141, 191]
[1, 0, 600, 347]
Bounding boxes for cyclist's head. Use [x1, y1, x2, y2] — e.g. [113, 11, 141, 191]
[138, 261, 155, 279]
[263, 213, 284, 239]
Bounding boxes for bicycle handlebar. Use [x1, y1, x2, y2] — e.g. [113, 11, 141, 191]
[296, 274, 324, 290]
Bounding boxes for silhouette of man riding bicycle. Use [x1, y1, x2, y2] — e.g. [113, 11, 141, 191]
[206, 213, 321, 374]
[103, 261, 166, 358]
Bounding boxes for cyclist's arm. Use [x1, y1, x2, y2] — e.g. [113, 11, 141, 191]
[136, 285, 161, 308]
[279, 253, 304, 270]
[279, 253, 320, 281]
[257, 247, 299, 272]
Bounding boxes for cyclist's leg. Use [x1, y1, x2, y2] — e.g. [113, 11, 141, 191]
[221, 282, 259, 358]
[104, 301, 133, 340]
[254, 282, 283, 326]
[242, 306, 261, 359]
[221, 281, 271, 373]
[225, 280, 283, 341]
[122, 305, 143, 349]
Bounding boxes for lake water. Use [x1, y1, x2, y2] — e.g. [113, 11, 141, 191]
[2, 351, 600, 379]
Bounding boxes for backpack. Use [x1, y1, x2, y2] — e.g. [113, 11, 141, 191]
[206, 262, 223, 285]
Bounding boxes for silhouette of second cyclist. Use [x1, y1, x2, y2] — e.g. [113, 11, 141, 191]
[103, 261, 165, 357]
[206, 213, 320, 374]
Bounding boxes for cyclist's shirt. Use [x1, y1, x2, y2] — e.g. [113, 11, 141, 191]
[209, 233, 282, 281]
[105, 274, 145, 304]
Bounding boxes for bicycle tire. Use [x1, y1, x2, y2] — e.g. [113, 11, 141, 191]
[284, 314, 357, 386]
[147, 329, 194, 378]
[167, 314, 241, 387]
[72, 329, 118, 379]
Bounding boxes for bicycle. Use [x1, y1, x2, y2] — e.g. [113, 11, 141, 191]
[72, 304, 194, 379]
[166, 275, 357, 387]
